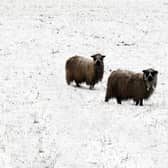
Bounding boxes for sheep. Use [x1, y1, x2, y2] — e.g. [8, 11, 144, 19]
[65, 53, 105, 89]
[105, 68, 158, 106]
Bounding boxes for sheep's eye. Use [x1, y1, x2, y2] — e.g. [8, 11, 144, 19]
[151, 72, 155, 76]
[145, 72, 149, 76]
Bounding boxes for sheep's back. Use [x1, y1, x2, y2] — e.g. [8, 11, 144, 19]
[66, 56, 94, 81]
[108, 70, 132, 98]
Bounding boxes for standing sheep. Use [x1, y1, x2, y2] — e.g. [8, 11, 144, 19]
[65, 53, 105, 89]
[105, 68, 158, 106]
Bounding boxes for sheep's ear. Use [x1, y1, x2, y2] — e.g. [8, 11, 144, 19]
[91, 55, 96, 59]
[142, 70, 147, 74]
[102, 55, 106, 59]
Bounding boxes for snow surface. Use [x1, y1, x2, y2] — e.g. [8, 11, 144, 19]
[0, 0, 168, 167]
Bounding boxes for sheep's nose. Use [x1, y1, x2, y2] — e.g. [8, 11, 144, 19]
[96, 60, 101, 66]
[148, 76, 153, 81]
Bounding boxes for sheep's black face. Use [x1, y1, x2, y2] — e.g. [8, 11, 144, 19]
[91, 53, 105, 66]
[143, 68, 158, 90]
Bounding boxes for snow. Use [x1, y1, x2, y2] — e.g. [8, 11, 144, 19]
[0, 0, 168, 167]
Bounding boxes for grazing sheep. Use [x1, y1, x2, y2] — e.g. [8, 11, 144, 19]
[105, 68, 158, 106]
[65, 53, 105, 89]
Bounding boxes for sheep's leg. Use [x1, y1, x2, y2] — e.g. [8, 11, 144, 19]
[117, 97, 122, 104]
[75, 81, 80, 87]
[136, 100, 139, 105]
[89, 81, 95, 89]
[105, 89, 111, 102]
[67, 80, 71, 85]
[140, 99, 143, 106]
[89, 84, 94, 89]
[105, 96, 109, 102]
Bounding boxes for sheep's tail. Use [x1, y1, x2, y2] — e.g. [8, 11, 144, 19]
[65, 59, 72, 85]
[105, 79, 111, 102]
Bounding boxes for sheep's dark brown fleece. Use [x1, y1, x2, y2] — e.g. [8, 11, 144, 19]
[105, 69, 158, 106]
[65, 53, 105, 89]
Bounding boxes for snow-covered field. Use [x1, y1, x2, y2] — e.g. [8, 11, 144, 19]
[0, 0, 168, 167]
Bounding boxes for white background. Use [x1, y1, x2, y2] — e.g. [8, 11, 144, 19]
[0, 0, 167, 167]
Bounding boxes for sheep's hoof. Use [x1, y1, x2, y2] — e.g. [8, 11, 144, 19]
[89, 85, 94, 89]
[140, 102, 143, 106]
[105, 97, 109, 102]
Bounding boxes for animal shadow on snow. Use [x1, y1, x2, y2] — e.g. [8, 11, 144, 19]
[71, 84, 98, 91]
